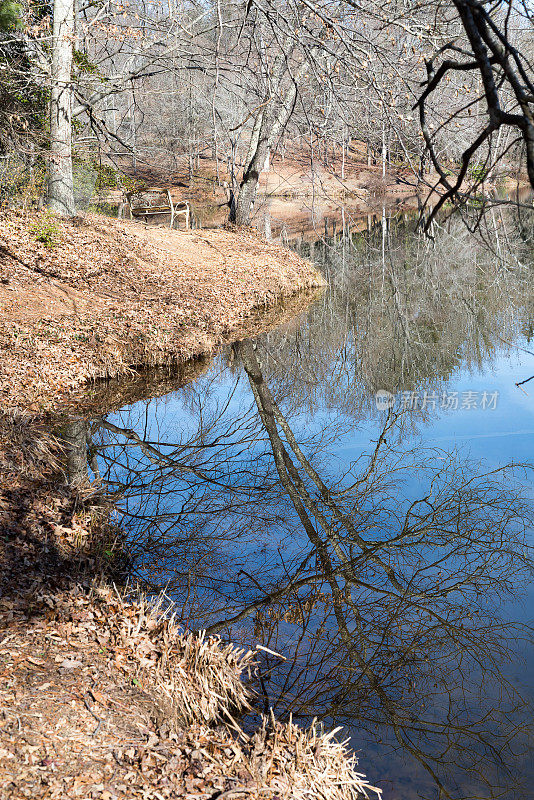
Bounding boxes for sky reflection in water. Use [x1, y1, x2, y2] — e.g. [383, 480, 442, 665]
[84, 206, 534, 800]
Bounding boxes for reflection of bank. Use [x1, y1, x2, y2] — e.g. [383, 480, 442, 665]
[254, 196, 403, 244]
[60, 418, 91, 486]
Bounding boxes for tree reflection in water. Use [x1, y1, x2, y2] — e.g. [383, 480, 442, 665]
[235, 340, 534, 800]
[74, 209, 534, 799]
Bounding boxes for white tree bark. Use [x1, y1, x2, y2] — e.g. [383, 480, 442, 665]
[234, 56, 311, 227]
[47, 0, 75, 216]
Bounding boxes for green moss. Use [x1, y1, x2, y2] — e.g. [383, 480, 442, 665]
[29, 213, 61, 248]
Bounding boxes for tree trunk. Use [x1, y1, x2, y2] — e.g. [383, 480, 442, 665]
[233, 55, 310, 226]
[381, 123, 387, 178]
[61, 420, 89, 485]
[47, 0, 75, 216]
[234, 132, 269, 226]
[232, 108, 267, 225]
[234, 92, 296, 226]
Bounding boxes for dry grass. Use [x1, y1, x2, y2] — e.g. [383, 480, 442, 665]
[0, 583, 382, 800]
[101, 592, 254, 728]
[248, 716, 382, 799]
[0, 411, 124, 604]
[0, 410, 61, 477]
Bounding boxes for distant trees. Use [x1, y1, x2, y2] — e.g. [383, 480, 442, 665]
[231, 7, 316, 225]
[0, 0, 45, 189]
[1, 0, 532, 220]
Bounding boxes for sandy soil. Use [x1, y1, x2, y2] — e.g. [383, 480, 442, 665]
[0, 209, 324, 412]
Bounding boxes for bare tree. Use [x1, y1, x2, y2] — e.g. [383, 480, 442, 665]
[5, 0, 534, 219]
[47, 0, 75, 215]
[417, 0, 534, 223]
[232, 37, 313, 224]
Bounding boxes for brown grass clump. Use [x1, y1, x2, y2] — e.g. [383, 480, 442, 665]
[0, 582, 382, 799]
[95, 590, 254, 728]
[247, 716, 382, 799]
[0, 410, 61, 478]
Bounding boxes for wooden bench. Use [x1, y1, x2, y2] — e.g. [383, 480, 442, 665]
[123, 187, 190, 229]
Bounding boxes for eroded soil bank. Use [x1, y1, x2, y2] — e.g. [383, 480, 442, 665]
[0, 209, 324, 411]
[0, 211, 381, 798]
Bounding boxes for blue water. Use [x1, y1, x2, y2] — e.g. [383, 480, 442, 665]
[89, 208, 534, 800]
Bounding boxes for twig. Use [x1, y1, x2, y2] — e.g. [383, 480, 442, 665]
[515, 374, 534, 393]
[83, 691, 103, 736]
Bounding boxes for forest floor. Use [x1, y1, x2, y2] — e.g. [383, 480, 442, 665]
[120, 148, 424, 200]
[0, 208, 383, 799]
[0, 208, 324, 412]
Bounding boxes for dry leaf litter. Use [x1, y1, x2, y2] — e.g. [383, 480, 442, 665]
[0, 209, 324, 411]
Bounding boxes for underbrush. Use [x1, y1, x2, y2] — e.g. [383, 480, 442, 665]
[29, 212, 62, 248]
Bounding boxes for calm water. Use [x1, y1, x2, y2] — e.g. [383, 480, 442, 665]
[73, 204, 534, 799]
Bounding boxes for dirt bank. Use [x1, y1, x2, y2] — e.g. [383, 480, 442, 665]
[0, 209, 324, 412]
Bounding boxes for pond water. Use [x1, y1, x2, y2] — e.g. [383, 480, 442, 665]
[76, 203, 534, 799]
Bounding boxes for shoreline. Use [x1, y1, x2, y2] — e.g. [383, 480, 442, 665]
[0, 208, 325, 413]
[0, 410, 379, 798]
[0, 210, 382, 798]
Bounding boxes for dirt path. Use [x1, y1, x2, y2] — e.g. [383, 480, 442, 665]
[0, 210, 324, 411]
